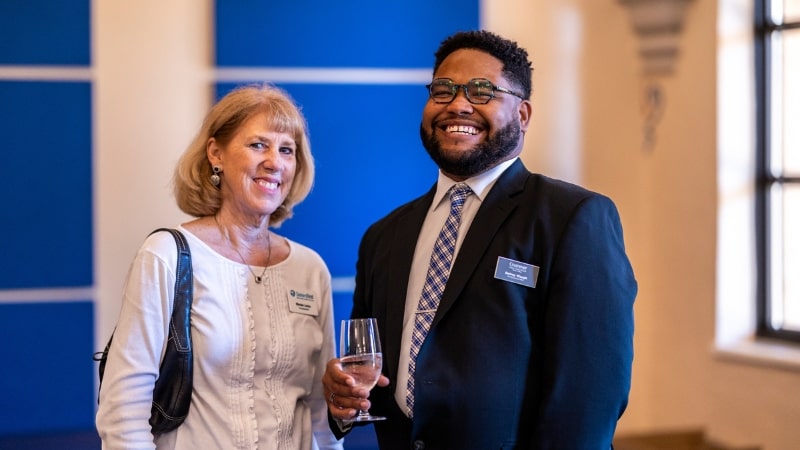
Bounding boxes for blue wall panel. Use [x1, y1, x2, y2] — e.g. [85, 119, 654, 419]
[216, 0, 479, 68]
[0, 81, 93, 289]
[0, 302, 96, 434]
[0, 0, 90, 65]
[216, 82, 438, 276]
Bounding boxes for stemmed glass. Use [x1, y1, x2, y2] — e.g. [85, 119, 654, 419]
[339, 318, 386, 422]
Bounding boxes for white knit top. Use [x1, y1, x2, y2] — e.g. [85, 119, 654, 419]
[96, 226, 342, 450]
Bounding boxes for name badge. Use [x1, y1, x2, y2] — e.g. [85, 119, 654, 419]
[288, 289, 319, 316]
[494, 257, 539, 288]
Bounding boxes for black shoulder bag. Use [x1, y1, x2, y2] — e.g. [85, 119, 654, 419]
[94, 228, 194, 435]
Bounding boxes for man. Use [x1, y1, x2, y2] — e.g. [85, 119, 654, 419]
[323, 29, 637, 449]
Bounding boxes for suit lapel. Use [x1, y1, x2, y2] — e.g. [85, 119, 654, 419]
[383, 186, 435, 379]
[432, 160, 530, 327]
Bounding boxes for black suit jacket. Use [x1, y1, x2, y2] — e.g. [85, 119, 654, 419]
[341, 159, 636, 449]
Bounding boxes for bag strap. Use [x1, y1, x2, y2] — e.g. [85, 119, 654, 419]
[147, 228, 194, 433]
[149, 228, 193, 353]
[94, 228, 194, 388]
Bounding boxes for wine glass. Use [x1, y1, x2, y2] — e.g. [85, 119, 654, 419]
[339, 318, 386, 422]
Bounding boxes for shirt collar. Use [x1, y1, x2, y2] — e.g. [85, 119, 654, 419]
[432, 157, 518, 210]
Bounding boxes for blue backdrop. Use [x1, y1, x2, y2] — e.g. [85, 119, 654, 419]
[0, 0, 479, 439]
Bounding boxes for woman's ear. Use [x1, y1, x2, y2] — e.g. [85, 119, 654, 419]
[207, 137, 222, 165]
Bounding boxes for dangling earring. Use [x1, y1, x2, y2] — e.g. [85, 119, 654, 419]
[210, 165, 221, 186]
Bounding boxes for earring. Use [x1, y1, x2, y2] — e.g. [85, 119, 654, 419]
[210, 165, 221, 186]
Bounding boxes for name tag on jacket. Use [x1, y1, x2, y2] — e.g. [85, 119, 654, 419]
[494, 257, 539, 288]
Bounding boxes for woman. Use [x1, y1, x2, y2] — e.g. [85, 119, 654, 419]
[97, 84, 342, 450]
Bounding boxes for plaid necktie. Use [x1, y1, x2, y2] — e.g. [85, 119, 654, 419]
[406, 183, 472, 417]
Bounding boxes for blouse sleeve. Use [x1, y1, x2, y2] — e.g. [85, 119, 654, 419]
[310, 262, 344, 450]
[96, 233, 178, 449]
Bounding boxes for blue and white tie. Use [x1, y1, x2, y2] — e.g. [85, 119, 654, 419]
[406, 183, 472, 417]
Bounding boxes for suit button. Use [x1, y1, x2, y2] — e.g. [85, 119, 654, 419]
[412, 441, 425, 450]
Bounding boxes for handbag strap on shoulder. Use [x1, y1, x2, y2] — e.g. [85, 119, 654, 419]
[150, 228, 193, 352]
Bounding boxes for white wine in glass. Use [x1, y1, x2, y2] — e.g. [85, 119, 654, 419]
[340, 318, 386, 422]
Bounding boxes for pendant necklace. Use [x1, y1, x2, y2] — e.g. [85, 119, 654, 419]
[215, 215, 271, 284]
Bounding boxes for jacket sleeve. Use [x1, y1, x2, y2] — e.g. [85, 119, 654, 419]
[326, 221, 375, 439]
[533, 194, 637, 449]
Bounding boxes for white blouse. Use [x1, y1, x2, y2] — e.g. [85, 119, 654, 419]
[96, 226, 343, 450]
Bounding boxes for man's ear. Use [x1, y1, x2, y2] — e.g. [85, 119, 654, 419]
[518, 99, 533, 133]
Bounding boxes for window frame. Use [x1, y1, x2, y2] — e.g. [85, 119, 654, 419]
[754, 0, 800, 342]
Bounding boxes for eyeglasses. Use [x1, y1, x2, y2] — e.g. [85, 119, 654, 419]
[426, 78, 524, 105]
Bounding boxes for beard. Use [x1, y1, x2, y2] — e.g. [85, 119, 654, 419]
[420, 119, 521, 179]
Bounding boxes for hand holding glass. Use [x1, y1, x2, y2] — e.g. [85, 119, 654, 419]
[339, 318, 386, 422]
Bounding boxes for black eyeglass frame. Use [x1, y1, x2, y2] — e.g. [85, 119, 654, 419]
[426, 78, 525, 104]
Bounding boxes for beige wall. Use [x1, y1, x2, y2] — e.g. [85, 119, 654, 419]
[95, 1, 800, 448]
[93, 0, 208, 344]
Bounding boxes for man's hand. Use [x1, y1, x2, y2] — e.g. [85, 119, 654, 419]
[322, 358, 390, 421]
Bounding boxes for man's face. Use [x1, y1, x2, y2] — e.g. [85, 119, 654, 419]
[420, 48, 531, 180]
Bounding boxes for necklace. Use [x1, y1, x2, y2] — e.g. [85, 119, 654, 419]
[215, 215, 271, 284]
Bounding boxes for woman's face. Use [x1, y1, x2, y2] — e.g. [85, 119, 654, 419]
[208, 111, 297, 223]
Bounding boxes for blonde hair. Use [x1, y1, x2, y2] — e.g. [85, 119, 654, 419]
[173, 84, 314, 227]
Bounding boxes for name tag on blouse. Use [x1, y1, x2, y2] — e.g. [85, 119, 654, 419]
[288, 289, 319, 316]
[494, 256, 539, 288]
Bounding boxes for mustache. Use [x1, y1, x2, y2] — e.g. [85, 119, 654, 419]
[419, 120, 521, 178]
